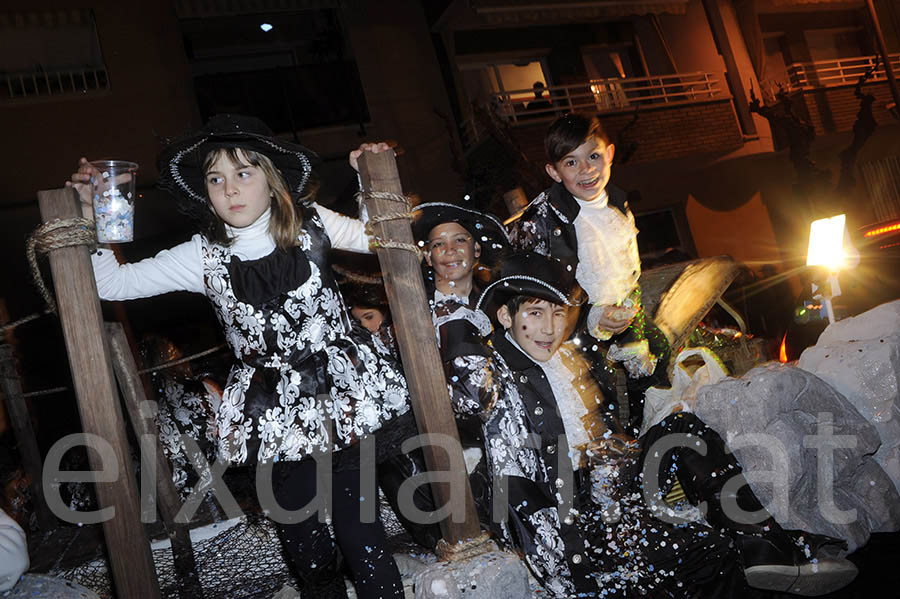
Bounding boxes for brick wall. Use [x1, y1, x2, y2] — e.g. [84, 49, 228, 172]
[797, 82, 897, 135]
[508, 99, 745, 165]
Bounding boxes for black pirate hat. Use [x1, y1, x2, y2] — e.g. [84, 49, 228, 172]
[330, 249, 389, 309]
[158, 114, 319, 205]
[411, 199, 509, 268]
[475, 251, 585, 315]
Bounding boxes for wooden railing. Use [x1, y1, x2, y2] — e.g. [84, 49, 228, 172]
[462, 71, 726, 147]
[785, 53, 900, 91]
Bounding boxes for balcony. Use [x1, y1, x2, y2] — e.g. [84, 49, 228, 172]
[786, 53, 900, 91]
[1, 67, 110, 102]
[781, 53, 900, 135]
[462, 72, 744, 166]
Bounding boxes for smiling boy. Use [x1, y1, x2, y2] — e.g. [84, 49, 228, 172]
[508, 113, 669, 433]
[411, 200, 508, 308]
[455, 252, 857, 598]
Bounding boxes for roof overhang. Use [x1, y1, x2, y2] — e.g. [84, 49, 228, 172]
[435, 0, 689, 31]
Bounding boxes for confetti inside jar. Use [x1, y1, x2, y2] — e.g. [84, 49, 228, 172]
[90, 160, 138, 243]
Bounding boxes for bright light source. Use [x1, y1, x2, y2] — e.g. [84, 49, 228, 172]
[807, 214, 848, 270]
[260, 23, 273, 32]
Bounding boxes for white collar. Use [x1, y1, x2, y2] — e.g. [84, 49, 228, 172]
[435, 288, 469, 305]
[574, 188, 608, 210]
[225, 206, 272, 241]
[224, 207, 276, 260]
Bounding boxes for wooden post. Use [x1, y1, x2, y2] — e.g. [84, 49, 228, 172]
[0, 344, 56, 529]
[37, 188, 160, 599]
[106, 322, 202, 599]
[866, 0, 900, 112]
[357, 151, 483, 546]
[701, 0, 758, 136]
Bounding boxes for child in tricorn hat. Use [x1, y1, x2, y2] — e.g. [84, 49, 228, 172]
[68, 114, 409, 598]
[411, 198, 508, 309]
[438, 251, 857, 598]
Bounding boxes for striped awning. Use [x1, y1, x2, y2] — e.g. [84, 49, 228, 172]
[469, 1, 689, 25]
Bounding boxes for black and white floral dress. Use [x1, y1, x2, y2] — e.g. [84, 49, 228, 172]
[201, 209, 410, 465]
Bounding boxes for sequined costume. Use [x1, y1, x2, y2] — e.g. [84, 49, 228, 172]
[507, 182, 671, 434]
[437, 302, 738, 597]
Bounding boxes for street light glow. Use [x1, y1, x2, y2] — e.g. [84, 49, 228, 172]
[807, 214, 848, 270]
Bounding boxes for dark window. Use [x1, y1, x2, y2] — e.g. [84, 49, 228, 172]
[635, 208, 685, 259]
[0, 9, 109, 102]
[179, 9, 369, 133]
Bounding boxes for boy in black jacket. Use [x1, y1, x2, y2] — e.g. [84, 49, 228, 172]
[508, 114, 669, 434]
[438, 252, 856, 598]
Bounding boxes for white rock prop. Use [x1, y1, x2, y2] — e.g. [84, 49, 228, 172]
[798, 300, 900, 495]
[695, 363, 900, 553]
[814, 300, 900, 346]
[413, 550, 530, 599]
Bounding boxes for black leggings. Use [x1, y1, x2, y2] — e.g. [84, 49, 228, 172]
[272, 456, 404, 599]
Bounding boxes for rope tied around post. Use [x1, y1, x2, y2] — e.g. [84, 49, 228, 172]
[360, 190, 423, 259]
[26, 217, 97, 314]
[331, 264, 384, 285]
[435, 531, 494, 562]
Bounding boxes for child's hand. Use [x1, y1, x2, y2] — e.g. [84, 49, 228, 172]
[349, 141, 395, 172]
[593, 303, 635, 334]
[65, 157, 101, 221]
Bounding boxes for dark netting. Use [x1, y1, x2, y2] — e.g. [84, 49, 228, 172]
[44, 493, 427, 599]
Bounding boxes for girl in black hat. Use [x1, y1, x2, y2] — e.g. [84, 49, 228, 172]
[68, 115, 408, 598]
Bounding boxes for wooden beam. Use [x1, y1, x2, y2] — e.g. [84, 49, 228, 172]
[0, 344, 56, 529]
[37, 188, 160, 599]
[106, 322, 202, 599]
[357, 151, 482, 546]
[866, 0, 900, 112]
[702, 0, 758, 136]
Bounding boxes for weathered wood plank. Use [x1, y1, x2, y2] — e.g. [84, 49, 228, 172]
[357, 151, 482, 546]
[0, 343, 56, 529]
[37, 187, 160, 599]
[106, 322, 201, 598]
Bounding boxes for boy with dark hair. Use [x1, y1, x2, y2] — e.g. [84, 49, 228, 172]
[436, 252, 857, 598]
[508, 113, 667, 434]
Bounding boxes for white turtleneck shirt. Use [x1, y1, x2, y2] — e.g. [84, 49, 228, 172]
[91, 204, 369, 300]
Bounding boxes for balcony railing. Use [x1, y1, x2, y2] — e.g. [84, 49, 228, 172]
[786, 53, 900, 91]
[462, 71, 725, 147]
[1, 67, 110, 101]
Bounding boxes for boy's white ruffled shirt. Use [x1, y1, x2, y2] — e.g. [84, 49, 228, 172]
[572, 189, 641, 308]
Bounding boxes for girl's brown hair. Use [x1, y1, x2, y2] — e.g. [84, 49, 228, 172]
[202, 147, 310, 250]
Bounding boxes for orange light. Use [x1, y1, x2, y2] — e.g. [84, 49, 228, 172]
[864, 221, 900, 238]
[779, 332, 788, 363]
